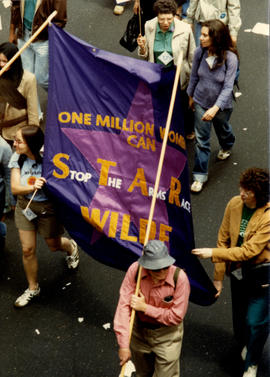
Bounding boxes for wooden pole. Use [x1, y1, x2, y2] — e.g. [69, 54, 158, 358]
[0, 10, 58, 78]
[120, 51, 183, 377]
[138, 1, 142, 36]
[24, 189, 37, 211]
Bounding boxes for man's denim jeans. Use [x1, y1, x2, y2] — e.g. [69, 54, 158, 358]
[18, 28, 49, 91]
[193, 103, 235, 182]
[18, 29, 48, 118]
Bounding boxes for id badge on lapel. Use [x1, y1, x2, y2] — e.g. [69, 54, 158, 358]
[158, 51, 173, 66]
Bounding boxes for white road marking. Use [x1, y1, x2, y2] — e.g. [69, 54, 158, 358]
[245, 23, 269, 36]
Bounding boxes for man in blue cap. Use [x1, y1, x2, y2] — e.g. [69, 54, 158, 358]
[114, 239, 190, 376]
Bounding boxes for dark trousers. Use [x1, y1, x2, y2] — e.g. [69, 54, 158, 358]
[230, 275, 270, 370]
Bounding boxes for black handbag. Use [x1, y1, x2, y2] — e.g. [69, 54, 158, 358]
[119, 14, 140, 52]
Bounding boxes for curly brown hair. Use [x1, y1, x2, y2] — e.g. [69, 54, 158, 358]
[240, 168, 269, 208]
[153, 0, 177, 16]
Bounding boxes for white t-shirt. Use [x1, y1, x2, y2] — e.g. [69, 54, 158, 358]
[8, 152, 47, 201]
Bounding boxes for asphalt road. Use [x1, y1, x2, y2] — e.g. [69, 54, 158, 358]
[0, 1, 269, 377]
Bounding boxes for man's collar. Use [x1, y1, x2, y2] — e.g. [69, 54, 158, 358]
[141, 266, 175, 287]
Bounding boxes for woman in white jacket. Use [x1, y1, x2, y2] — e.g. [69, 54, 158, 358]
[186, 0, 241, 45]
[137, 0, 196, 139]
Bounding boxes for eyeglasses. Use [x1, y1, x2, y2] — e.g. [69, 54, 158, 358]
[14, 138, 26, 145]
[239, 187, 253, 196]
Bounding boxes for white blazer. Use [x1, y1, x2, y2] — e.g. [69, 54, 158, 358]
[186, 0, 242, 38]
[138, 17, 196, 90]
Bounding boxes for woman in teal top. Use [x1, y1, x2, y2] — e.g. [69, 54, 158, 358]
[137, 0, 196, 139]
[153, 19, 174, 68]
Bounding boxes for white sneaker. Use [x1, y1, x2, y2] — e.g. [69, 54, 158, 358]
[66, 239, 79, 269]
[113, 5, 124, 15]
[217, 149, 231, 160]
[242, 365, 258, 377]
[191, 181, 204, 193]
[14, 286, 40, 308]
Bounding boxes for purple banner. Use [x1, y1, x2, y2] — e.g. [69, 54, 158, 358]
[43, 25, 217, 305]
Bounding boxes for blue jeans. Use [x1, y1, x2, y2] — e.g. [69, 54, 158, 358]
[194, 22, 202, 47]
[193, 103, 235, 182]
[181, 1, 190, 19]
[18, 28, 48, 118]
[18, 28, 49, 91]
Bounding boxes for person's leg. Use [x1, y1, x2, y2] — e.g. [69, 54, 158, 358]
[0, 222, 6, 249]
[130, 322, 155, 377]
[212, 108, 235, 152]
[192, 103, 212, 183]
[244, 288, 270, 371]
[230, 275, 248, 347]
[0, 183, 5, 219]
[31, 39, 49, 91]
[18, 229, 38, 290]
[152, 323, 183, 377]
[14, 202, 40, 307]
[45, 236, 79, 269]
[17, 30, 35, 74]
[17, 30, 43, 118]
[181, 1, 190, 19]
[0, 184, 6, 250]
[45, 236, 74, 254]
[181, 90, 194, 139]
[194, 22, 202, 46]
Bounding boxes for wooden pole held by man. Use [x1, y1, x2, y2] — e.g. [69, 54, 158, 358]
[120, 51, 184, 377]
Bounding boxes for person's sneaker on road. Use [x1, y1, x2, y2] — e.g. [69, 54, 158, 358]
[241, 346, 247, 361]
[66, 239, 79, 269]
[217, 149, 231, 160]
[113, 5, 125, 15]
[242, 365, 258, 377]
[14, 285, 40, 308]
[191, 181, 204, 193]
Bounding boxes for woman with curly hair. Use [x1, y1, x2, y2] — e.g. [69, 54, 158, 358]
[137, 0, 196, 139]
[187, 19, 239, 192]
[192, 167, 270, 377]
